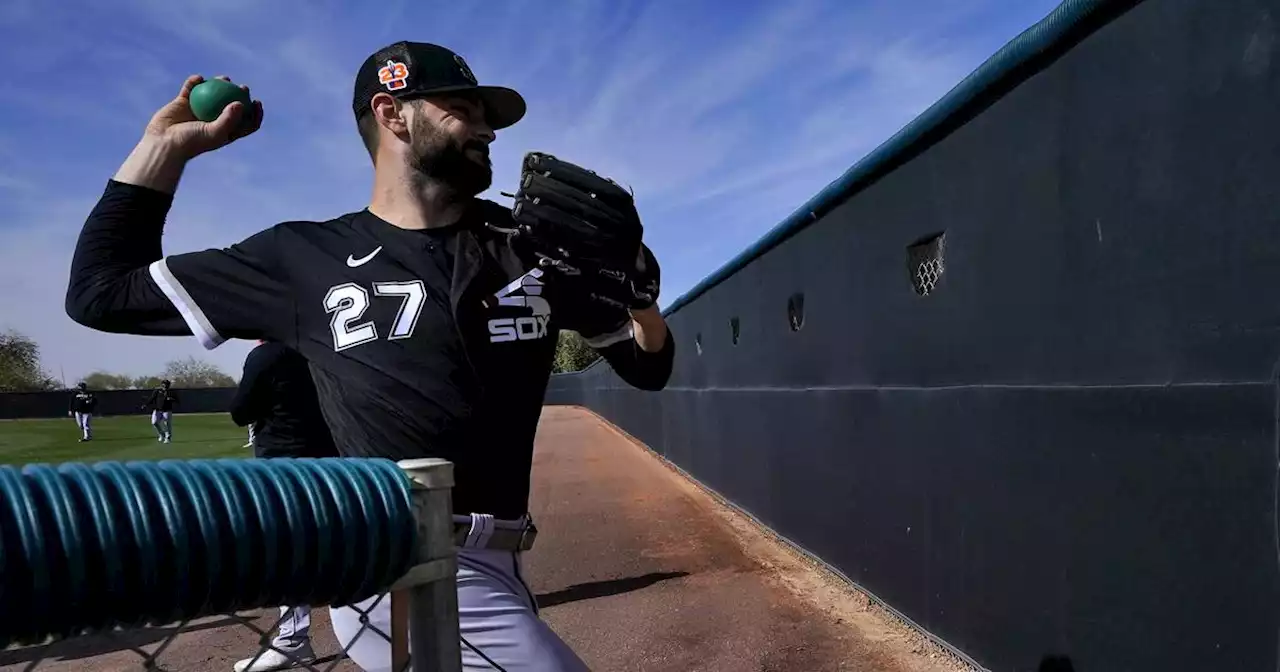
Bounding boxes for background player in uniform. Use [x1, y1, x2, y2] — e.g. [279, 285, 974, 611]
[229, 339, 338, 672]
[141, 379, 178, 443]
[66, 40, 674, 671]
[68, 382, 97, 442]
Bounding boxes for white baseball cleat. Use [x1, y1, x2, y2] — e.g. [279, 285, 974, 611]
[232, 643, 315, 672]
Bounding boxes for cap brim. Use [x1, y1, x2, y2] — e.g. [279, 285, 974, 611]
[474, 86, 526, 130]
[406, 84, 526, 130]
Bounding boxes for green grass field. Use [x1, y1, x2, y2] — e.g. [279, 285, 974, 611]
[0, 413, 254, 466]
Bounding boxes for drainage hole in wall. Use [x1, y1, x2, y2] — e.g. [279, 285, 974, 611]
[787, 293, 805, 331]
[907, 231, 946, 297]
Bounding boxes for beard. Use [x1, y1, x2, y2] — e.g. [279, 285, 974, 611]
[407, 113, 492, 198]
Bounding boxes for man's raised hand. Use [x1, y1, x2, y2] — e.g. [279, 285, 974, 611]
[143, 75, 264, 160]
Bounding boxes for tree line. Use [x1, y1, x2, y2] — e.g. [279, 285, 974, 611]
[1, 327, 599, 393]
[553, 330, 600, 373]
[81, 356, 237, 390]
[0, 329, 236, 392]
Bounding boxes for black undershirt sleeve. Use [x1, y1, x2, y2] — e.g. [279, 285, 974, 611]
[591, 324, 675, 391]
[66, 180, 296, 349]
[555, 287, 675, 391]
[65, 180, 190, 334]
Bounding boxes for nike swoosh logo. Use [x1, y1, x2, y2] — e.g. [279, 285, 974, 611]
[346, 246, 383, 267]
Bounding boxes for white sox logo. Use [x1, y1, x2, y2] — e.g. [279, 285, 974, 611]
[487, 268, 550, 343]
[454, 54, 477, 85]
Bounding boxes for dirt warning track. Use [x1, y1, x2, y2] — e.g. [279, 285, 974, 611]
[524, 406, 969, 672]
[0, 406, 968, 671]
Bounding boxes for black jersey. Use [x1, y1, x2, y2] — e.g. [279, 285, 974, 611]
[144, 386, 178, 412]
[69, 389, 97, 414]
[231, 341, 338, 460]
[67, 180, 674, 518]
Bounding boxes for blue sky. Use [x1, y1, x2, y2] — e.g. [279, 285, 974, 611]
[0, 0, 1059, 383]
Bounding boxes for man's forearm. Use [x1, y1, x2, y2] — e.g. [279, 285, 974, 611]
[589, 305, 675, 391]
[114, 136, 189, 195]
[629, 306, 668, 353]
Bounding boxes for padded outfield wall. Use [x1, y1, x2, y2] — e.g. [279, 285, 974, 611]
[0, 388, 238, 419]
[546, 0, 1280, 669]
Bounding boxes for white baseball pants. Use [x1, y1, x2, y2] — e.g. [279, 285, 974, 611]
[274, 604, 310, 648]
[330, 515, 589, 671]
[73, 412, 92, 439]
[150, 410, 172, 439]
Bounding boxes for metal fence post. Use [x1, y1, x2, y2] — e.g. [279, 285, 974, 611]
[392, 458, 462, 672]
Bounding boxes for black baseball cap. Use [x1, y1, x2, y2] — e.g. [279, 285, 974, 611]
[352, 41, 526, 130]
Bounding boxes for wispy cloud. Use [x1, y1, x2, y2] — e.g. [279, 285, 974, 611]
[0, 0, 1059, 381]
[0, 172, 38, 193]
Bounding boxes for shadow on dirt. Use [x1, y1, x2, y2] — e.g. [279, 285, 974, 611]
[0, 616, 248, 667]
[536, 571, 690, 609]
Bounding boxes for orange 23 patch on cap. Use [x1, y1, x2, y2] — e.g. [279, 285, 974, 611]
[378, 60, 409, 91]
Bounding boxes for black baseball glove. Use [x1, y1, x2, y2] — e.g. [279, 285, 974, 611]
[500, 152, 660, 311]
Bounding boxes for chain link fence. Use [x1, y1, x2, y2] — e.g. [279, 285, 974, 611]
[0, 458, 461, 672]
[1, 605, 363, 671]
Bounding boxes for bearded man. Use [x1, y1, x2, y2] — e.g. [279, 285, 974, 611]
[65, 41, 674, 672]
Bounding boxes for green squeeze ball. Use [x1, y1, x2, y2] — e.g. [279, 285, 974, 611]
[189, 79, 252, 122]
